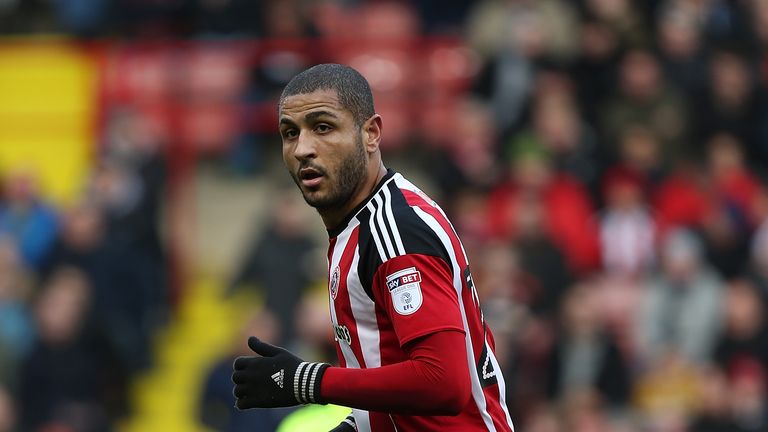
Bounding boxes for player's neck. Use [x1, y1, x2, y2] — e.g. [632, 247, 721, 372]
[320, 163, 387, 231]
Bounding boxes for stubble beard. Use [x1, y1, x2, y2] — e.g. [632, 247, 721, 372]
[294, 135, 368, 211]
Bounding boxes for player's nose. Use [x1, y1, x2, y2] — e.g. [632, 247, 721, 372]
[293, 131, 318, 160]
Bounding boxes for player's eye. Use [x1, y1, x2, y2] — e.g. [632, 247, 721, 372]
[315, 124, 332, 134]
[282, 128, 298, 139]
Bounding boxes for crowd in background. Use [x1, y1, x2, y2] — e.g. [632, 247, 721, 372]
[2, 0, 768, 431]
[0, 111, 170, 431]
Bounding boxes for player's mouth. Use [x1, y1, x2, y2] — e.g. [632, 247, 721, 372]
[299, 167, 325, 188]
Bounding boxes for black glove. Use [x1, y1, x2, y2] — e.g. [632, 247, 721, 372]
[232, 336, 330, 409]
[329, 413, 357, 431]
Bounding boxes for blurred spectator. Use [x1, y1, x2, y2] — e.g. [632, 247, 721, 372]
[652, 161, 710, 235]
[559, 390, 614, 432]
[633, 350, 701, 432]
[598, 167, 656, 278]
[228, 191, 320, 345]
[694, 49, 761, 162]
[569, 18, 621, 127]
[447, 188, 494, 251]
[45, 193, 153, 372]
[713, 279, 768, 372]
[0, 385, 15, 432]
[259, 0, 315, 39]
[486, 238, 563, 421]
[430, 98, 500, 194]
[580, 0, 649, 48]
[0, 168, 59, 271]
[527, 72, 600, 188]
[695, 0, 754, 44]
[488, 141, 601, 274]
[635, 229, 724, 366]
[510, 195, 572, 316]
[523, 406, 562, 432]
[467, 0, 549, 134]
[100, 107, 167, 264]
[469, 48, 532, 137]
[698, 134, 760, 277]
[474, 242, 525, 373]
[706, 133, 763, 228]
[83, 108, 171, 370]
[545, 283, 631, 409]
[728, 357, 768, 432]
[655, 1, 709, 99]
[688, 366, 738, 431]
[466, 0, 579, 63]
[600, 49, 690, 163]
[0, 239, 34, 391]
[613, 125, 666, 188]
[200, 309, 293, 432]
[43, 197, 155, 371]
[468, 0, 581, 140]
[19, 266, 126, 432]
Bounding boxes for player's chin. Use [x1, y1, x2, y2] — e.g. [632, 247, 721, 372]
[302, 190, 331, 209]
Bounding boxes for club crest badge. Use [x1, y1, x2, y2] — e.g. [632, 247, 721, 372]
[330, 266, 340, 299]
[385, 267, 423, 315]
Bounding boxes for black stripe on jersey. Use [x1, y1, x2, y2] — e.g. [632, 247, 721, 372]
[356, 182, 453, 301]
[384, 181, 452, 268]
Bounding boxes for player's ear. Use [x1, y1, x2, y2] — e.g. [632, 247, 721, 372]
[362, 114, 382, 154]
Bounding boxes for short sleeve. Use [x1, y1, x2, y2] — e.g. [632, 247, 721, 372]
[371, 253, 465, 347]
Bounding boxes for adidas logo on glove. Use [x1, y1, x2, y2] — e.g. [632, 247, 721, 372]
[271, 369, 285, 388]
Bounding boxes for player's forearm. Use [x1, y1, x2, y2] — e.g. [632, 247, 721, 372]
[319, 330, 471, 415]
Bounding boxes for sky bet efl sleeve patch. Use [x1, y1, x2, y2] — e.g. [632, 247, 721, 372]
[386, 267, 423, 315]
[372, 253, 465, 347]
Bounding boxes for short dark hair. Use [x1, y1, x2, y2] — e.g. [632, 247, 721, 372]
[279, 63, 375, 127]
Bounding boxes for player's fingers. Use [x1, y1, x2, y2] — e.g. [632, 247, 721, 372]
[233, 356, 252, 370]
[231, 370, 248, 385]
[233, 383, 249, 399]
[248, 336, 282, 357]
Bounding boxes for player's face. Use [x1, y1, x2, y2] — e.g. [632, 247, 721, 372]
[279, 89, 368, 211]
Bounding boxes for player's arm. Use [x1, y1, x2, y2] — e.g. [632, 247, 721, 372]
[231, 329, 469, 412]
[320, 328, 470, 415]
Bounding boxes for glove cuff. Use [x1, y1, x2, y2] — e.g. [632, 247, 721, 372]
[293, 361, 330, 404]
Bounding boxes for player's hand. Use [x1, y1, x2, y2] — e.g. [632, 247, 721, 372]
[232, 336, 329, 409]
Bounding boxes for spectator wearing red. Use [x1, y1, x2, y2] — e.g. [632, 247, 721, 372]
[488, 140, 600, 275]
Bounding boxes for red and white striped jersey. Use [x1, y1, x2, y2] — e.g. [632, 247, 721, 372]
[326, 169, 515, 432]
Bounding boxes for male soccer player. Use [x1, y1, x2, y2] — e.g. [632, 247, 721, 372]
[232, 64, 515, 432]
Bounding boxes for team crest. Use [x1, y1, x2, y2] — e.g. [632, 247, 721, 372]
[385, 267, 423, 315]
[330, 266, 340, 299]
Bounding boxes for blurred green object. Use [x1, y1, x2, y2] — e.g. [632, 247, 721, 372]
[507, 132, 550, 163]
[277, 404, 352, 432]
